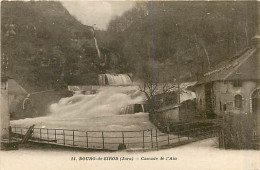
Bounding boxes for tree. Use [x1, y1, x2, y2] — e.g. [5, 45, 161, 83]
[139, 63, 178, 113]
[103, 2, 258, 83]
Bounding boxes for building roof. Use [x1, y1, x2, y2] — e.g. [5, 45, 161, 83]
[196, 47, 259, 85]
[8, 79, 27, 95]
[1, 78, 27, 95]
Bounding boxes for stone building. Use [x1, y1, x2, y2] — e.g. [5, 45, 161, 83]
[1, 77, 10, 144]
[7, 78, 28, 118]
[1, 77, 21, 149]
[195, 37, 260, 134]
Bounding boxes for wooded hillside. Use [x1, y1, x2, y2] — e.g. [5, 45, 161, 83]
[96, 2, 258, 82]
[1, 1, 100, 92]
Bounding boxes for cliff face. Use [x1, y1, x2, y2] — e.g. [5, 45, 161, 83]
[1, 1, 99, 92]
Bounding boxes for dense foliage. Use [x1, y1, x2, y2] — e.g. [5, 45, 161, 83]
[97, 2, 258, 82]
[1, 1, 259, 92]
[1, 1, 99, 92]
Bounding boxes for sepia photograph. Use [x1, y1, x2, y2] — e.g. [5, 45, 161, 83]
[0, 1, 259, 170]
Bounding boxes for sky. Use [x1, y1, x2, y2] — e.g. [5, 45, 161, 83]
[61, 1, 135, 30]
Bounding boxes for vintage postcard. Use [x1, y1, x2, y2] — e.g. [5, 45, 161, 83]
[0, 1, 259, 170]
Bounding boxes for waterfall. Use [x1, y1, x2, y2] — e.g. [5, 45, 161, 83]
[93, 37, 101, 59]
[120, 105, 134, 114]
[90, 27, 101, 59]
[105, 74, 132, 85]
[11, 88, 153, 132]
[98, 74, 132, 85]
[120, 104, 145, 115]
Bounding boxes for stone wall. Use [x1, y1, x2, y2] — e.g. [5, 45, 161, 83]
[11, 90, 70, 120]
[156, 99, 197, 124]
[0, 86, 10, 146]
[156, 105, 179, 123]
[196, 80, 260, 116]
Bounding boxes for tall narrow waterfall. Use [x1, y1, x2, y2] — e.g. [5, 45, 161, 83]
[93, 37, 101, 58]
[90, 27, 101, 59]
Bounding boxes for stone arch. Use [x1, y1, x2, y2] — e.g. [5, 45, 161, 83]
[22, 95, 33, 111]
[232, 92, 245, 110]
[250, 88, 260, 113]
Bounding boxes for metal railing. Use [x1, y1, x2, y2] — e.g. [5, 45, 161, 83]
[11, 123, 220, 151]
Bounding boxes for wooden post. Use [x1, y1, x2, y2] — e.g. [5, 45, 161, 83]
[219, 130, 222, 148]
[63, 130, 65, 145]
[8, 126, 11, 143]
[188, 129, 190, 140]
[21, 128, 23, 135]
[151, 129, 153, 148]
[178, 130, 180, 142]
[47, 129, 49, 143]
[72, 130, 75, 146]
[54, 129, 57, 141]
[102, 131, 104, 149]
[177, 53, 181, 116]
[21, 125, 35, 144]
[142, 130, 145, 149]
[200, 127, 203, 138]
[155, 129, 158, 150]
[40, 128, 41, 140]
[188, 124, 190, 140]
[86, 132, 88, 148]
[122, 132, 125, 145]
[167, 133, 170, 145]
[219, 129, 225, 149]
[222, 130, 225, 149]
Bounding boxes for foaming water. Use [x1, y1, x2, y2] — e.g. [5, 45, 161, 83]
[49, 88, 143, 118]
[11, 87, 155, 131]
[105, 74, 132, 85]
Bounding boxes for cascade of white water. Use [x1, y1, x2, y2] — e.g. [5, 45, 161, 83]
[11, 87, 152, 131]
[120, 105, 134, 114]
[90, 27, 101, 59]
[93, 37, 101, 59]
[105, 74, 132, 85]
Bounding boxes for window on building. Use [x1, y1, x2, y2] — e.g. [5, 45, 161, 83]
[212, 95, 216, 109]
[234, 94, 243, 109]
[134, 104, 143, 113]
[233, 80, 242, 87]
[214, 95, 216, 108]
[223, 104, 227, 111]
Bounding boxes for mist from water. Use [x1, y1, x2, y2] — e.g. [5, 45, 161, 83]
[11, 87, 155, 131]
[49, 87, 144, 119]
